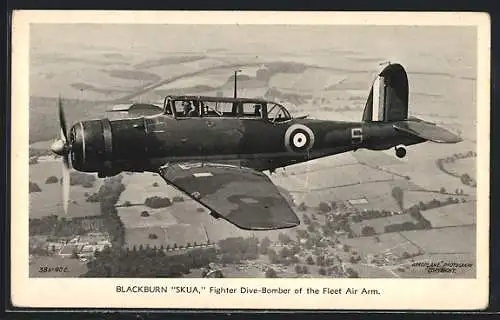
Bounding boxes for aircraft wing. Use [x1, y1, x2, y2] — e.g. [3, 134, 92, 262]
[157, 163, 300, 230]
[393, 119, 462, 143]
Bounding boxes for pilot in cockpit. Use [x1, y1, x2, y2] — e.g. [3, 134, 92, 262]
[189, 101, 201, 117]
[254, 104, 262, 118]
[182, 101, 192, 116]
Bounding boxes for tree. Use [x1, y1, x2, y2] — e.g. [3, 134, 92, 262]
[260, 237, 271, 255]
[298, 202, 307, 212]
[29, 182, 41, 193]
[302, 214, 311, 225]
[279, 247, 292, 259]
[346, 267, 359, 278]
[361, 226, 376, 237]
[278, 232, 292, 245]
[306, 255, 315, 265]
[71, 248, 79, 259]
[318, 202, 331, 213]
[461, 173, 472, 185]
[144, 196, 172, 208]
[316, 255, 326, 266]
[45, 176, 58, 184]
[172, 196, 184, 202]
[318, 268, 326, 276]
[349, 255, 361, 264]
[267, 248, 278, 264]
[295, 265, 304, 274]
[265, 267, 278, 278]
[439, 187, 446, 194]
[330, 202, 337, 211]
[391, 186, 404, 209]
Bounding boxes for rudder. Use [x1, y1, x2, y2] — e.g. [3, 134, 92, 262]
[362, 62, 409, 122]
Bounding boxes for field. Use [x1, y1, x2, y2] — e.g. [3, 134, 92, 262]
[123, 224, 208, 249]
[401, 225, 476, 254]
[420, 201, 476, 228]
[29, 160, 101, 218]
[444, 158, 477, 180]
[117, 172, 287, 246]
[342, 232, 422, 256]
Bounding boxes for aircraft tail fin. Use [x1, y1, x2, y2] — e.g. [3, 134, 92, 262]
[362, 62, 409, 123]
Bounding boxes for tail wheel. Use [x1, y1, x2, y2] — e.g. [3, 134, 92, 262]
[395, 146, 406, 158]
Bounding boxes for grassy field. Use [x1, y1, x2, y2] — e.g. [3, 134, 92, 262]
[444, 158, 477, 180]
[29, 161, 101, 218]
[117, 172, 287, 245]
[288, 178, 416, 212]
[342, 232, 422, 256]
[420, 201, 476, 228]
[117, 206, 178, 229]
[400, 225, 476, 254]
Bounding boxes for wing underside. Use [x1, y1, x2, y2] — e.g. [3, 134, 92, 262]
[157, 163, 300, 230]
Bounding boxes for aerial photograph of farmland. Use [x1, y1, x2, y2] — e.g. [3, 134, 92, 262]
[28, 24, 478, 279]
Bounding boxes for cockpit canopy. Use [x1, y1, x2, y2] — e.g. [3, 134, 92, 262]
[162, 95, 292, 122]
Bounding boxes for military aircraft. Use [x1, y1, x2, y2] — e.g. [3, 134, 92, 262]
[50, 62, 461, 230]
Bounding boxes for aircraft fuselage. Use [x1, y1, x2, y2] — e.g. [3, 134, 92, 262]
[67, 114, 424, 177]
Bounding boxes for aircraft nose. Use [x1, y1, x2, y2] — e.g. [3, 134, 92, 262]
[50, 139, 65, 155]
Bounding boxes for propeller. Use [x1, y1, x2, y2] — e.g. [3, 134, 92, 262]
[50, 96, 71, 214]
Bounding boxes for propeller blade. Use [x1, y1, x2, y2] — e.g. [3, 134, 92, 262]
[62, 155, 70, 215]
[58, 96, 68, 142]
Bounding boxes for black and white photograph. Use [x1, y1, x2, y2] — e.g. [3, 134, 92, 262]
[11, 11, 490, 309]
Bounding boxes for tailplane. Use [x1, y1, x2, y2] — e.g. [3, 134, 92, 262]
[362, 62, 409, 122]
[393, 118, 462, 143]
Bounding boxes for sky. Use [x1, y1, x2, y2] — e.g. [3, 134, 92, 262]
[30, 24, 476, 75]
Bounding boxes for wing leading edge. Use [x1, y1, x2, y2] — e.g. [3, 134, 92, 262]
[157, 163, 300, 230]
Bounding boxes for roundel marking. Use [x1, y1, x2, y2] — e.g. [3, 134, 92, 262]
[284, 124, 315, 153]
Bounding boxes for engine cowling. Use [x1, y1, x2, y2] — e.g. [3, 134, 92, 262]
[69, 119, 114, 174]
[69, 117, 148, 177]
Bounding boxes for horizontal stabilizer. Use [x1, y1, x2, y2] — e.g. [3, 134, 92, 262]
[393, 119, 462, 143]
